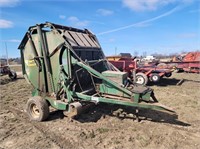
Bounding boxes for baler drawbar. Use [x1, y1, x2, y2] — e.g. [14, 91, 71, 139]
[18, 22, 175, 121]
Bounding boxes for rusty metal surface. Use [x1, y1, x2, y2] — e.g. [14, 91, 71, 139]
[64, 31, 78, 46]
[64, 29, 100, 48]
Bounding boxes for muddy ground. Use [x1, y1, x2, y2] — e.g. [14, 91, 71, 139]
[0, 70, 200, 149]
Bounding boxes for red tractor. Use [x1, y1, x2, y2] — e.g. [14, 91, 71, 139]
[107, 54, 173, 85]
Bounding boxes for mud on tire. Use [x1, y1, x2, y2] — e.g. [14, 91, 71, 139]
[26, 96, 49, 121]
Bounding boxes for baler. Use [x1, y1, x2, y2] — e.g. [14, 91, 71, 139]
[18, 22, 174, 121]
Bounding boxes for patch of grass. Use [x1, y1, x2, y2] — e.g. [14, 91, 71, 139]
[97, 127, 109, 133]
[132, 127, 137, 131]
[88, 130, 95, 138]
[136, 135, 151, 147]
[80, 131, 86, 137]
[114, 140, 121, 144]
[10, 117, 18, 122]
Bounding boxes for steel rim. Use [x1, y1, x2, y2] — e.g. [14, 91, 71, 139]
[30, 103, 40, 118]
[152, 76, 158, 81]
[136, 76, 144, 84]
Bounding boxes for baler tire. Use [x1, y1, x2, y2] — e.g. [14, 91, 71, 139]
[150, 73, 160, 83]
[9, 70, 17, 80]
[26, 96, 49, 122]
[135, 73, 148, 85]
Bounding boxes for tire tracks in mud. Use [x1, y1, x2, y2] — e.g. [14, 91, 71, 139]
[6, 107, 200, 149]
[9, 106, 199, 135]
[9, 107, 75, 149]
[9, 105, 199, 134]
[162, 122, 200, 137]
[112, 108, 200, 134]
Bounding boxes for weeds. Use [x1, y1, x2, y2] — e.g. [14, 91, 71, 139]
[97, 127, 109, 133]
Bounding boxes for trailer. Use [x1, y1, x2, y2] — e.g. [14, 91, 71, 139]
[157, 52, 200, 73]
[107, 54, 173, 85]
[18, 22, 174, 122]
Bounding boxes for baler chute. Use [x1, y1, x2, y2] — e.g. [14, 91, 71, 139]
[18, 22, 174, 121]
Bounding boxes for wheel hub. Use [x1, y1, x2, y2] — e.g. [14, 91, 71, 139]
[136, 77, 144, 84]
[30, 104, 40, 118]
[152, 76, 158, 80]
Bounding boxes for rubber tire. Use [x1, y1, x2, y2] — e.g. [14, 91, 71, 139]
[135, 72, 148, 85]
[165, 72, 172, 78]
[150, 73, 160, 83]
[26, 96, 49, 121]
[9, 70, 17, 80]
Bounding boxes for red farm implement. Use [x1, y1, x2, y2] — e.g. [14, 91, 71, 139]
[107, 54, 173, 85]
[157, 52, 200, 73]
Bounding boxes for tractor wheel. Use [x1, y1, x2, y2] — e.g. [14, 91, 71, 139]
[165, 72, 172, 77]
[150, 73, 160, 83]
[135, 72, 148, 85]
[26, 96, 49, 121]
[9, 70, 17, 80]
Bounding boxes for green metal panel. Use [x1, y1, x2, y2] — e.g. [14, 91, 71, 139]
[46, 97, 67, 110]
[23, 41, 42, 91]
[99, 84, 130, 97]
[18, 22, 175, 115]
[141, 92, 151, 102]
[72, 92, 174, 113]
[43, 31, 71, 94]
[101, 71, 127, 84]
[100, 71, 129, 97]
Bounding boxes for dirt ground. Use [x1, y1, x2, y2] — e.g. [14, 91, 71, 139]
[0, 70, 200, 149]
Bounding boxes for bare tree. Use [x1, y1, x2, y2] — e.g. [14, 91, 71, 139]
[142, 51, 147, 57]
[133, 50, 138, 57]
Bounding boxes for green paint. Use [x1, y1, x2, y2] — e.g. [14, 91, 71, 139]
[18, 22, 175, 116]
[72, 92, 174, 112]
[46, 97, 67, 110]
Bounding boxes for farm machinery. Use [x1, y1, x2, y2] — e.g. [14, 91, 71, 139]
[18, 22, 174, 121]
[0, 59, 17, 80]
[157, 52, 200, 73]
[107, 54, 173, 85]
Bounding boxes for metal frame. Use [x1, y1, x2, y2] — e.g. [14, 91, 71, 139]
[18, 22, 175, 119]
